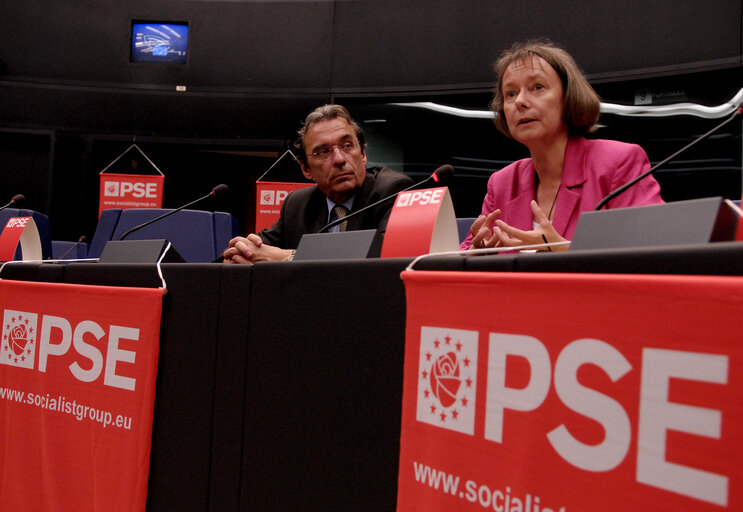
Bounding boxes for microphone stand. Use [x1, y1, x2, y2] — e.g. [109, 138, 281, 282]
[119, 185, 227, 240]
[594, 107, 742, 211]
[58, 236, 87, 260]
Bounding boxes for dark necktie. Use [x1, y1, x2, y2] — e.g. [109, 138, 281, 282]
[332, 204, 349, 232]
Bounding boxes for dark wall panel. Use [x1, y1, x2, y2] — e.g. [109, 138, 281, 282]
[332, 0, 741, 92]
[0, 1, 334, 90]
[0, 81, 327, 139]
[2, 1, 739, 136]
[0, 131, 52, 213]
[1, 1, 739, 95]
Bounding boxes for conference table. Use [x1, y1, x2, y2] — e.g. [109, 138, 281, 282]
[3, 241, 743, 511]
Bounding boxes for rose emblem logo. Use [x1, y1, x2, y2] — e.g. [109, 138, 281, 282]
[1, 310, 38, 369]
[260, 190, 275, 205]
[429, 352, 461, 408]
[9, 323, 29, 356]
[104, 182, 119, 196]
[416, 327, 478, 435]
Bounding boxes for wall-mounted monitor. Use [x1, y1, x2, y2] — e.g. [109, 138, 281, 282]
[131, 21, 189, 64]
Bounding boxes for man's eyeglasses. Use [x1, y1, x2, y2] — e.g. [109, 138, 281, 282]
[310, 140, 359, 161]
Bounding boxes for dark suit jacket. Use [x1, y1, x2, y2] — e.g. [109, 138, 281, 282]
[259, 166, 414, 249]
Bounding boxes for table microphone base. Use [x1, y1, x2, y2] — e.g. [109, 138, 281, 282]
[293, 229, 382, 261]
[571, 197, 737, 251]
[99, 239, 184, 263]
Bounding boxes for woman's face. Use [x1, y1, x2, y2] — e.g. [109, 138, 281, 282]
[501, 56, 567, 148]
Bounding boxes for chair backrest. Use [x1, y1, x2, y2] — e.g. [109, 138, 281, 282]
[52, 240, 89, 260]
[456, 217, 477, 244]
[87, 209, 123, 259]
[103, 208, 238, 262]
[0, 208, 53, 260]
[212, 211, 240, 257]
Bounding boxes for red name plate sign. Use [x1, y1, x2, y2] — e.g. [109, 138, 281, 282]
[381, 187, 459, 258]
[0, 216, 42, 261]
[255, 181, 314, 232]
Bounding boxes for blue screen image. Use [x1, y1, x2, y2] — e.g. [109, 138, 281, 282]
[131, 23, 188, 64]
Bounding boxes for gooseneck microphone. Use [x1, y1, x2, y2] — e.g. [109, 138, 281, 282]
[318, 164, 455, 233]
[430, 164, 455, 184]
[119, 184, 229, 240]
[0, 193, 25, 212]
[58, 235, 87, 260]
[594, 106, 742, 211]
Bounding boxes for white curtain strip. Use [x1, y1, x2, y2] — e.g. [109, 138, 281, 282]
[391, 87, 743, 120]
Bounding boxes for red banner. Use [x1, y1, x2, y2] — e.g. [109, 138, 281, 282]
[255, 181, 314, 232]
[0, 280, 164, 512]
[399, 271, 743, 511]
[99, 173, 165, 217]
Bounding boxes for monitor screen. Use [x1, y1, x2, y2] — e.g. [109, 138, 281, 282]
[131, 22, 189, 64]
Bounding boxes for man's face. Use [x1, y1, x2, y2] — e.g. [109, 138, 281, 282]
[300, 118, 367, 204]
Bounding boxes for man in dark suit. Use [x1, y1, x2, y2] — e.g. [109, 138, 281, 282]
[223, 104, 413, 263]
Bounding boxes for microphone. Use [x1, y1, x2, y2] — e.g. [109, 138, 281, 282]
[0, 193, 25, 212]
[430, 164, 455, 184]
[595, 106, 742, 210]
[119, 184, 229, 240]
[58, 235, 87, 260]
[318, 164, 455, 233]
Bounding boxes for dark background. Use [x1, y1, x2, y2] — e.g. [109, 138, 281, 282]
[0, 0, 741, 241]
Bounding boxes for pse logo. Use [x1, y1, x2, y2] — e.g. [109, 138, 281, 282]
[396, 189, 445, 208]
[0, 309, 140, 391]
[414, 327, 730, 507]
[104, 180, 158, 198]
[416, 327, 478, 435]
[260, 189, 289, 206]
[5, 217, 31, 229]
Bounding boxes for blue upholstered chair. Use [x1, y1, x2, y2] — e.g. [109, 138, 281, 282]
[52, 239, 89, 260]
[0, 208, 53, 260]
[89, 208, 238, 262]
[456, 217, 477, 244]
[86, 209, 123, 259]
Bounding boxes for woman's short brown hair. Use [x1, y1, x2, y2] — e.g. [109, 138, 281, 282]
[491, 40, 601, 138]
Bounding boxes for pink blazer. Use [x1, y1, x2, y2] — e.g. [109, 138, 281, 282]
[461, 136, 664, 249]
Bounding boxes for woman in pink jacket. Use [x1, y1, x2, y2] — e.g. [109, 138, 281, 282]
[461, 40, 663, 251]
